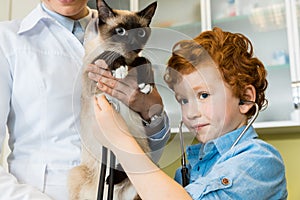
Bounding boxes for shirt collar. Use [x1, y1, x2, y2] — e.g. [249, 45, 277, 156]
[18, 3, 51, 34]
[18, 3, 94, 35]
[41, 3, 74, 32]
[41, 3, 93, 32]
[214, 125, 258, 155]
[78, 8, 93, 31]
[186, 125, 258, 161]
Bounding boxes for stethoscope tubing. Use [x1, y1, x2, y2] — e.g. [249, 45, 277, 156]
[230, 103, 259, 149]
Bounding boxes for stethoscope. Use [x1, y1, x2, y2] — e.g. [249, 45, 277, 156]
[178, 100, 259, 187]
[97, 147, 116, 200]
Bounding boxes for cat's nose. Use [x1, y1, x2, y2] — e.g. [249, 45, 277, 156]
[127, 38, 142, 51]
[129, 36, 138, 45]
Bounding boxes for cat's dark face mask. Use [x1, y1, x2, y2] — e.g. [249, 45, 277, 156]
[111, 26, 151, 54]
[96, 0, 157, 59]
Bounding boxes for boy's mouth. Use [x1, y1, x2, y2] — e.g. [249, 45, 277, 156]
[192, 123, 209, 132]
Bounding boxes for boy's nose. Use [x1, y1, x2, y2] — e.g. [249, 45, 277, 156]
[186, 102, 201, 119]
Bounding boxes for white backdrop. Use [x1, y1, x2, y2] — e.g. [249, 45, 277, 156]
[0, 0, 40, 21]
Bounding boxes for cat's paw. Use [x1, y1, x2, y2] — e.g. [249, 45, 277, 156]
[112, 65, 128, 79]
[138, 83, 153, 94]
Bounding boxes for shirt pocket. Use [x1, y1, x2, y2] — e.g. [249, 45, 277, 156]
[45, 165, 73, 186]
[186, 175, 233, 199]
[10, 163, 47, 192]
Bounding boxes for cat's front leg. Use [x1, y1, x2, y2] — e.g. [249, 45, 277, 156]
[130, 57, 154, 94]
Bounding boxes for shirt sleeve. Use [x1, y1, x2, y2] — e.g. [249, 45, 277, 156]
[0, 33, 52, 200]
[147, 113, 170, 163]
[184, 142, 287, 200]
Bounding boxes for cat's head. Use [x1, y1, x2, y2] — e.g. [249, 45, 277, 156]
[96, 0, 157, 61]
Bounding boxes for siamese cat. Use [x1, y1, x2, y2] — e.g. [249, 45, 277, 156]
[68, 0, 157, 199]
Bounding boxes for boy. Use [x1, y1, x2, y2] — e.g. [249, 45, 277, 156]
[93, 27, 287, 199]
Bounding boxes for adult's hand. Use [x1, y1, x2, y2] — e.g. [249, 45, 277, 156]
[87, 59, 163, 121]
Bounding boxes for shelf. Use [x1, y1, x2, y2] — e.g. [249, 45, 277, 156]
[160, 22, 202, 38]
[254, 120, 300, 129]
[170, 120, 300, 135]
[167, 22, 202, 30]
[213, 15, 249, 25]
[212, 13, 286, 32]
[255, 120, 300, 135]
[266, 63, 289, 70]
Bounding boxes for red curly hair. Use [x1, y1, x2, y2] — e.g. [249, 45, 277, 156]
[165, 27, 268, 117]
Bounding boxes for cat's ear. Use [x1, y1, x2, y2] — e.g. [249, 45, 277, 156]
[96, 0, 116, 24]
[137, 1, 157, 25]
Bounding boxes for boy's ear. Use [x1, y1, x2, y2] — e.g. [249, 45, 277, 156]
[239, 85, 256, 114]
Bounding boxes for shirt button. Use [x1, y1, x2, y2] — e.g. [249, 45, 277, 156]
[221, 177, 230, 186]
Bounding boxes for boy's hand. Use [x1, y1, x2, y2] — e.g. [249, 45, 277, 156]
[93, 94, 131, 150]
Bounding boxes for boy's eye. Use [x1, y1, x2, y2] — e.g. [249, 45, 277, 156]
[199, 92, 209, 99]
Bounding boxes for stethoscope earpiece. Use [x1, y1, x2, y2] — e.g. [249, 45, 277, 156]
[239, 99, 255, 105]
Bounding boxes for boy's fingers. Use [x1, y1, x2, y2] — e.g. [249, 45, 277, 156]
[94, 94, 111, 112]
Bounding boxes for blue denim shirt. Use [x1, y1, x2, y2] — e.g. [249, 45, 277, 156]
[174, 126, 287, 199]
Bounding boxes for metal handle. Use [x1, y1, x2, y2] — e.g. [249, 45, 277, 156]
[97, 146, 108, 200]
[107, 151, 116, 200]
[97, 148, 116, 200]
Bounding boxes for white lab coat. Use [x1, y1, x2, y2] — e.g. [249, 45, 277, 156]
[0, 3, 85, 200]
[0, 4, 170, 200]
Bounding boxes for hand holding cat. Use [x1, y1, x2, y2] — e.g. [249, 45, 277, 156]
[87, 59, 164, 121]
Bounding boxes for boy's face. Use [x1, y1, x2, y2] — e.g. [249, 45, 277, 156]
[173, 62, 247, 143]
[42, 0, 89, 20]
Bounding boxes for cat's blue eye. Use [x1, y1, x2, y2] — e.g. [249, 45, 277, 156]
[137, 29, 146, 37]
[115, 27, 126, 36]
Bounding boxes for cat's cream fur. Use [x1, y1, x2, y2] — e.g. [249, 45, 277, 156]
[68, 1, 157, 199]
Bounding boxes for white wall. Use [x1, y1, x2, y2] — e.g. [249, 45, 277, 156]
[0, 0, 10, 21]
[0, 0, 40, 21]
